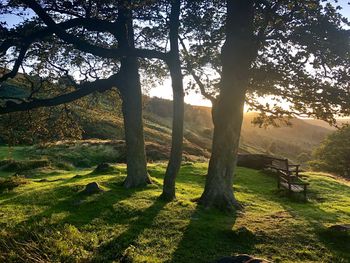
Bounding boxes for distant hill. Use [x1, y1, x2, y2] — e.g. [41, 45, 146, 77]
[0, 75, 335, 163]
[303, 118, 350, 129]
[143, 98, 333, 163]
[240, 113, 332, 163]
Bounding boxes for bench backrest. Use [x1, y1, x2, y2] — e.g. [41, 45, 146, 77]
[270, 158, 289, 171]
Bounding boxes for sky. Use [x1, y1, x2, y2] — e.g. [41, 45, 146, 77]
[1, 0, 350, 108]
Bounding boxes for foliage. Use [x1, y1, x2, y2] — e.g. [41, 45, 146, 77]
[0, 162, 349, 262]
[0, 106, 83, 145]
[0, 0, 170, 114]
[1, 1, 348, 126]
[0, 74, 124, 145]
[0, 175, 28, 193]
[180, 0, 350, 125]
[311, 125, 350, 177]
[0, 159, 50, 172]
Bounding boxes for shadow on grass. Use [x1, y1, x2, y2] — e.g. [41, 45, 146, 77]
[10, 175, 156, 228]
[169, 206, 255, 263]
[272, 176, 350, 261]
[317, 228, 350, 260]
[235, 168, 350, 261]
[91, 197, 167, 262]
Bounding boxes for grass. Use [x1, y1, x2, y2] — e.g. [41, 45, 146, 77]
[0, 156, 349, 262]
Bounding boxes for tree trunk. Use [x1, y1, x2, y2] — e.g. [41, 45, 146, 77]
[161, 61, 184, 200]
[161, 0, 184, 200]
[119, 58, 151, 188]
[199, 0, 255, 211]
[117, 1, 151, 188]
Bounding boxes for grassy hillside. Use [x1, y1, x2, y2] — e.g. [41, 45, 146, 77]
[146, 99, 332, 162]
[0, 72, 333, 161]
[0, 81, 333, 163]
[240, 113, 332, 162]
[303, 119, 350, 130]
[0, 155, 349, 262]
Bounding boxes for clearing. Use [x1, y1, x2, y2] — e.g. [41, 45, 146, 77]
[0, 149, 349, 262]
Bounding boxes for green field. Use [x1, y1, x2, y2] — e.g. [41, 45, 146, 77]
[0, 147, 349, 262]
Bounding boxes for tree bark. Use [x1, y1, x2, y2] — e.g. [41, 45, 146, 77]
[161, 0, 184, 200]
[199, 0, 256, 211]
[119, 63, 151, 188]
[117, 1, 151, 188]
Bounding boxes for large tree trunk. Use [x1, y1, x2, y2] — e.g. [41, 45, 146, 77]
[119, 59, 151, 188]
[161, 0, 184, 200]
[118, 1, 151, 188]
[199, 0, 255, 211]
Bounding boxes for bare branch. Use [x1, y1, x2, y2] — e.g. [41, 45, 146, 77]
[179, 37, 216, 103]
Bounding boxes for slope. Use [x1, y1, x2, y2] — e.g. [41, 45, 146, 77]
[0, 161, 349, 262]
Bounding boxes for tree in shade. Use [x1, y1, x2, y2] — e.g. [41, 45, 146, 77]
[180, 0, 350, 210]
[0, 0, 185, 190]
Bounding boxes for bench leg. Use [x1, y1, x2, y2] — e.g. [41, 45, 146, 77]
[304, 185, 307, 201]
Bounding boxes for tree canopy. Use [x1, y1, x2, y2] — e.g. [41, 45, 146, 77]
[181, 0, 350, 125]
[311, 124, 350, 177]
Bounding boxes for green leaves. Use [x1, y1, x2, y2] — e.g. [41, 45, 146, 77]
[311, 125, 350, 177]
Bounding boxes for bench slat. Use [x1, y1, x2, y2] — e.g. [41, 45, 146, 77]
[280, 182, 305, 192]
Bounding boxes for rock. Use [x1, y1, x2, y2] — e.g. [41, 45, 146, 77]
[237, 154, 273, 170]
[92, 163, 114, 174]
[81, 182, 103, 195]
[216, 254, 270, 263]
[328, 224, 350, 232]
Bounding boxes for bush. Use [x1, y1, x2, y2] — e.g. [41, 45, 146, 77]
[0, 159, 50, 172]
[30, 140, 126, 168]
[297, 152, 311, 163]
[0, 176, 28, 193]
[311, 125, 350, 177]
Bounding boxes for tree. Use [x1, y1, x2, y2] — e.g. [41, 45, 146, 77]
[311, 125, 350, 177]
[0, 0, 185, 189]
[116, 1, 151, 187]
[180, 0, 350, 210]
[161, 0, 184, 200]
[2, 0, 349, 207]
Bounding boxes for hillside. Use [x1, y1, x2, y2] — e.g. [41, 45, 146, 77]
[144, 98, 333, 163]
[0, 154, 349, 262]
[77, 97, 332, 162]
[303, 118, 350, 129]
[240, 113, 332, 163]
[0, 94, 333, 163]
[0, 74, 334, 163]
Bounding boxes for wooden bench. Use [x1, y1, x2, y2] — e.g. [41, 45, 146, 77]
[267, 157, 309, 199]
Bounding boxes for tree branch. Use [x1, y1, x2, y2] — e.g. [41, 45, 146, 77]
[0, 72, 123, 114]
[22, 0, 169, 61]
[179, 37, 216, 103]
